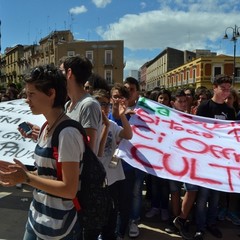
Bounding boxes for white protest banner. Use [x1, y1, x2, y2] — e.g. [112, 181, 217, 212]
[117, 97, 240, 193]
[0, 99, 45, 165]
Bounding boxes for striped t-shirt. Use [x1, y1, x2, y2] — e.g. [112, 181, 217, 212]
[28, 126, 84, 240]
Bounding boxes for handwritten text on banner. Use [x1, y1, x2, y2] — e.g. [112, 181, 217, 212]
[117, 97, 240, 193]
[0, 99, 45, 165]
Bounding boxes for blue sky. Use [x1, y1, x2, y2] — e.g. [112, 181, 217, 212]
[1, 0, 240, 77]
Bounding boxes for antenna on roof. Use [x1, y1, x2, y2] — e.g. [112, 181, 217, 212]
[70, 13, 74, 32]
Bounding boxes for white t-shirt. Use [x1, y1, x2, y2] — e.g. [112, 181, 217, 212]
[99, 120, 125, 186]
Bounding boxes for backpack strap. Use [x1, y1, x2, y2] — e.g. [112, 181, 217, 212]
[51, 119, 88, 212]
[39, 121, 48, 138]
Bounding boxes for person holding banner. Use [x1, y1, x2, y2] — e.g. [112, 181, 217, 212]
[123, 77, 148, 239]
[93, 88, 133, 240]
[0, 65, 84, 239]
[194, 74, 236, 240]
[190, 87, 212, 115]
[184, 87, 195, 114]
[108, 82, 137, 240]
[145, 89, 171, 221]
[163, 89, 197, 240]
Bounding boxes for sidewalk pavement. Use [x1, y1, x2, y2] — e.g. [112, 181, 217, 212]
[0, 185, 239, 240]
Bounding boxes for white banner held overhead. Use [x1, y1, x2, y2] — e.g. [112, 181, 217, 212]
[117, 97, 240, 193]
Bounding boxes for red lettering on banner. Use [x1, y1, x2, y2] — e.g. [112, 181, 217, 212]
[132, 125, 155, 140]
[129, 144, 240, 190]
[176, 138, 208, 154]
[233, 153, 240, 162]
[132, 125, 167, 143]
[182, 118, 239, 131]
[209, 163, 240, 191]
[135, 108, 215, 139]
[135, 108, 158, 125]
[210, 145, 227, 158]
[176, 138, 240, 163]
[158, 133, 166, 143]
[162, 119, 184, 130]
[185, 129, 213, 138]
[228, 128, 240, 142]
[130, 144, 169, 170]
[222, 148, 236, 159]
[155, 116, 160, 125]
[190, 158, 222, 185]
[186, 129, 201, 136]
[162, 155, 189, 176]
[162, 119, 213, 138]
[208, 122, 238, 130]
[123, 99, 240, 192]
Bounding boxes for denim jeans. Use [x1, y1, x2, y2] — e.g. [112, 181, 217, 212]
[195, 187, 220, 231]
[23, 219, 82, 240]
[130, 168, 146, 220]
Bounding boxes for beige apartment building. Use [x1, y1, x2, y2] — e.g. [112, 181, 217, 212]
[0, 30, 124, 88]
[146, 47, 185, 90]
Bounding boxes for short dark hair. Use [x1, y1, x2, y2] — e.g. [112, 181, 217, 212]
[25, 65, 67, 108]
[124, 77, 140, 91]
[63, 55, 92, 86]
[171, 89, 186, 101]
[184, 87, 195, 97]
[158, 88, 171, 101]
[93, 89, 110, 100]
[87, 73, 110, 92]
[213, 74, 232, 85]
[111, 83, 130, 99]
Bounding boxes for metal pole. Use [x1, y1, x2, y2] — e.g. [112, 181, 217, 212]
[223, 25, 240, 84]
[233, 38, 236, 84]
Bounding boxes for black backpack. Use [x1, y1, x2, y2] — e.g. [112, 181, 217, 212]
[50, 119, 111, 230]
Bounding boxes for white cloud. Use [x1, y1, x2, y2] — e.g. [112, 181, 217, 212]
[69, 5, 87, 15]
[96, 0, 240, 72]
[124, 58, 147, 72]
[92, 0, 111, 8]
[97, 6, 240, 53]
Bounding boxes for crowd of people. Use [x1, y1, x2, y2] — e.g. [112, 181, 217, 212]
[0, 82, 26, 102]
[0, 55, 239, 240]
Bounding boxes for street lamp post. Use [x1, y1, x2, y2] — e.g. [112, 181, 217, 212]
[223, 25, 240, 84]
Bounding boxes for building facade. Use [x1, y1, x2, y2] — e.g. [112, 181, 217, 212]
[145, 47, 184, 90]
[0, 30, 124, 88]
[140, 47, 240, 92]
[166, 54, 240, 91]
